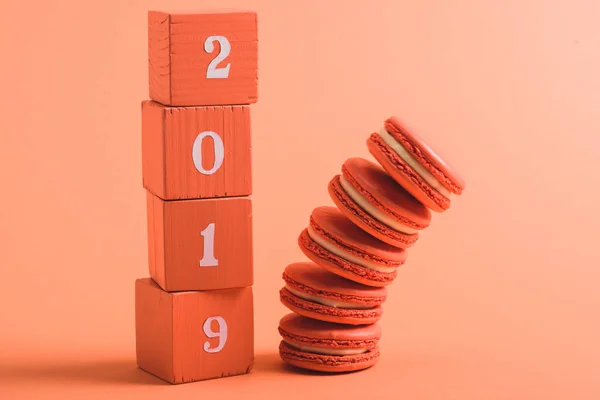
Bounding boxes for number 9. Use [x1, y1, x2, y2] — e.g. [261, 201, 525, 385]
[203, 316, 228, 353]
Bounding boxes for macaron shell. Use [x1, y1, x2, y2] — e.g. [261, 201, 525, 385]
[278, 313, 381, 347]
[368, 132, 448, 212]
[280, 287, 383, 325]
[310, 206, 407, 265]
[343, 157, 432, 228]
[385, 117, 465, 194]
[279, 341, 380, 373]
[283, 262, 387, 303]
[329, 175, 419, 248]
[298, 228, 397, 287]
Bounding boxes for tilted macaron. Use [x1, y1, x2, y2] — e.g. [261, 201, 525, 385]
[367, 116, 465, 212]
[298, 206, 407, 287]
[329, 157, 432, 248]
[278, 313, 381, 373]
[280, 262, 387, 325]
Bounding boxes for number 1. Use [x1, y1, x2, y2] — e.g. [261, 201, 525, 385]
[200, 223, 218, 267]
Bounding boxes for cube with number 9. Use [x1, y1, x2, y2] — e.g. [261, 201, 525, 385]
[135, 278, 254, 384]
[142, 101, 252, 200]
[147, 192, 253, 291]
[148, 10, 258, 106]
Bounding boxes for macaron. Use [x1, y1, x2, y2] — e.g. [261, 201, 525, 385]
[329, 157, 432, 248]
[278, 313, 381, 373]
[367, 116, 465, 212]
[280, 262, 387, 325]
[298, 206, 407, 287]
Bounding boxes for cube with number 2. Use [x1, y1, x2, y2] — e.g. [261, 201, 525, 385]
[148, 11, 258, 106]
[142, 101, 251, 200]
[135, 278, 254, 384]
[147, 193, 253, 291]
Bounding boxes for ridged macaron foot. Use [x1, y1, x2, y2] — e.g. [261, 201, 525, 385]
[298, 206, 407, 287]
[278, 313, 381, 373]
[280, 262, 387, 325]
[329, 157, 432, 248]
[367, 116, 465, 212]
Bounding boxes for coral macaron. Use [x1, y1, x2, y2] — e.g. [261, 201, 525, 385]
[280, 262, 387, 325]
[329, 157, 432, 249]
[298, 206, 407, 287]
[278, 313, 382, 373]
[367, 116, 465, 212]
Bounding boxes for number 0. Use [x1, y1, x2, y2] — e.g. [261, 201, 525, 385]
[192, 131, 224, 175]
[203, 316, 228, 353]
[204, 36, 231, 79]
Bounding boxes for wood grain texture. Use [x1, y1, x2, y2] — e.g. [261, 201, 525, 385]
[146, 191, 165, 285]
[141, 100, 252, 200]
[146, 193, 253, 291]
[148, 10, 258, 106]
[141, 101, 166, 199]
[135, 278, 174, 382]
[148, 11, 171, 105]
[135, 278, 254, 384]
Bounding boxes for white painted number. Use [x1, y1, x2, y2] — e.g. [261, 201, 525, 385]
[192, 131, 224, 175]
[199, 223, 218, 267]
[203, 316, 228, 353]
[204, 36, 231, 78]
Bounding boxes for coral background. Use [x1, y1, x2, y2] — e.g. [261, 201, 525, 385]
[1, 0, 599, 398]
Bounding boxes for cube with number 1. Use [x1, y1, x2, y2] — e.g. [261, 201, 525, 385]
[147, 192, 253, 292]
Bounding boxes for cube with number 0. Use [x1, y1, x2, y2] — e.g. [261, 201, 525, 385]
[142, 101, 251, 200]
[147, 192, 253, 291]
[148, 10, 258, 106]
[135, 278, 254, 384]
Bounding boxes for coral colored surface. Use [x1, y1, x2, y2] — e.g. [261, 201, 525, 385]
[1, 0, 599, 399]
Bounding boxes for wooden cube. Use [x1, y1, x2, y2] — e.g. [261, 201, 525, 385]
[142, 101, 251, 200]
[148, 11, 258, 106]
[135, 278, 254, 384]
[147, 192, 253, 291]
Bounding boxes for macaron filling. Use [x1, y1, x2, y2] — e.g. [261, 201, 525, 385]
[307, 226, 397, 273]
[377, 127, 452, 198]
[285, 285, 376, 310]
[339, 175, 418, 234]
[283, 341, 369, 356]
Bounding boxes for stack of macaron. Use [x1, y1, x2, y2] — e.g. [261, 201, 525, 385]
[278, 116, 465, 373]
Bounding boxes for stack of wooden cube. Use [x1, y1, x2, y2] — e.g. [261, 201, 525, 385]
[135, 10, 258, 384]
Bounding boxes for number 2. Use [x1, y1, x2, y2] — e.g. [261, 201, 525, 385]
[204, 36, 231, 79]
[199, 223, 218, 267]
[203, 316, 228, 353]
